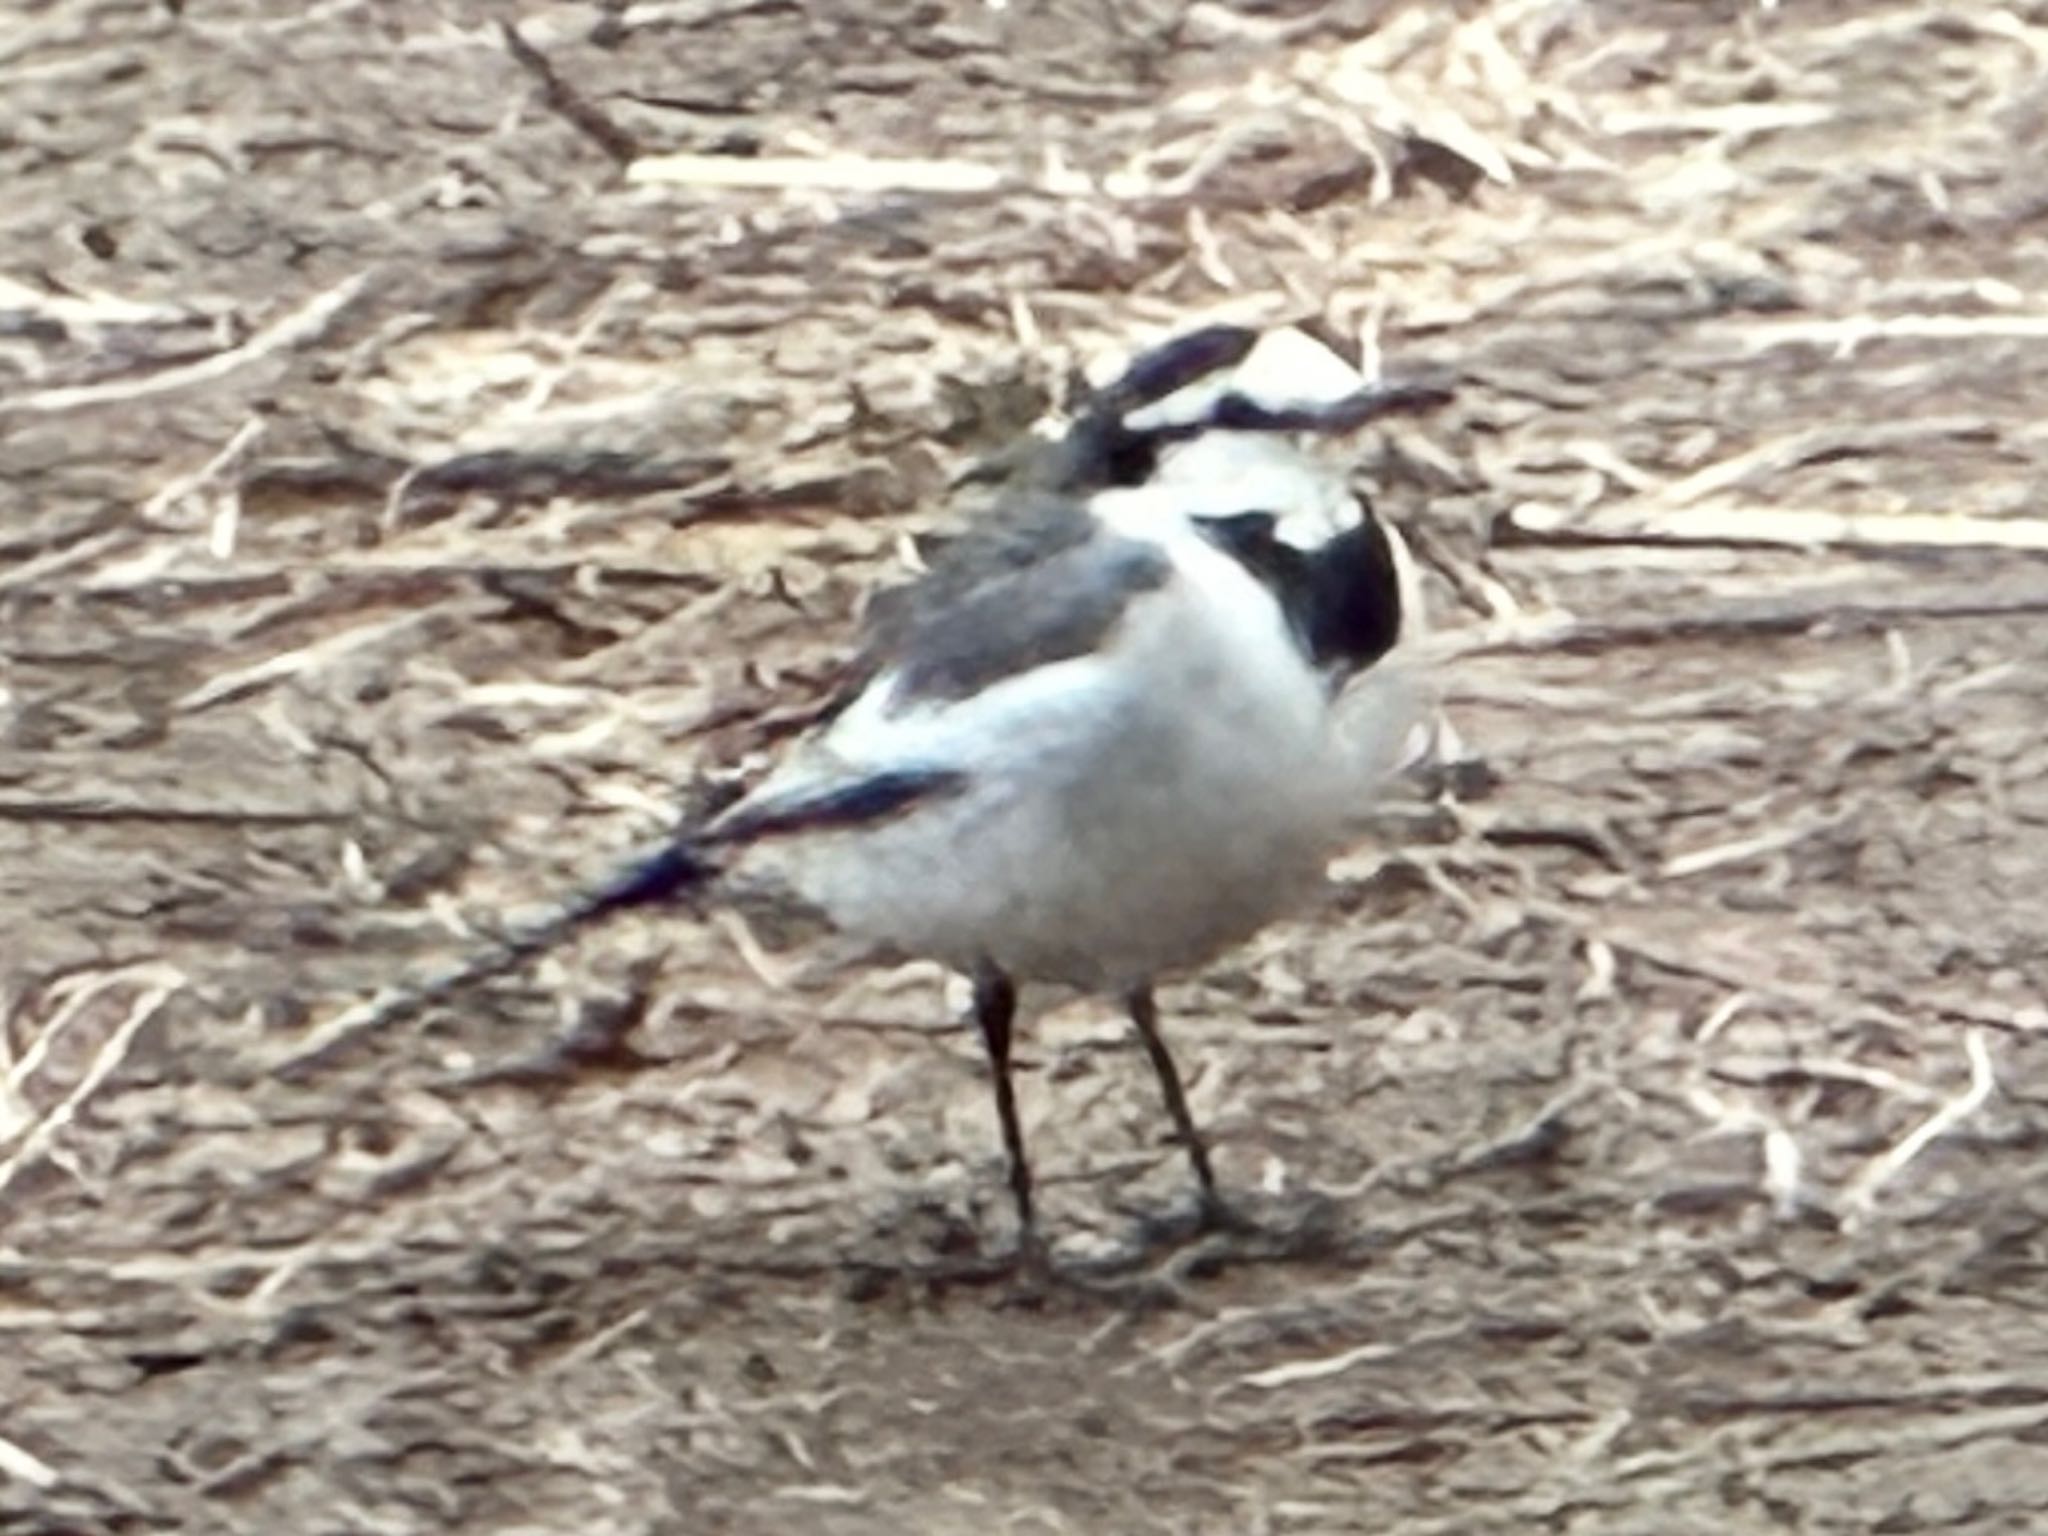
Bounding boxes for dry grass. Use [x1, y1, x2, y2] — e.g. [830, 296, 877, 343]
[5, 1, 2048, 1532]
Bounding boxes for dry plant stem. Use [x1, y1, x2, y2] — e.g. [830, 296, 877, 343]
[0, 1430, 59, 1491]
[1427, 587, 2048, 664]
[0, 969, 183, 1201]
[499, 22, 641, 166]
[1507, 502, 2048, 553]
[1840, 1029, 1998, 1226]
[2, 269, 376, 416]
[629, 153, 1011, 194]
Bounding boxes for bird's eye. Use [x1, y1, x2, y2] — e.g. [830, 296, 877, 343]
[1104, 433, 1161, 487]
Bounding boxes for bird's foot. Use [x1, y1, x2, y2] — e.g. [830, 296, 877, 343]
[994, 1227, 1059, 1308]
[1195, 1187, 1254, 1235]
[1110, 1182, 1342, 1274]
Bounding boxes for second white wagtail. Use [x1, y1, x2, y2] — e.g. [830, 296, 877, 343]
[292, 321, 1449, 1264]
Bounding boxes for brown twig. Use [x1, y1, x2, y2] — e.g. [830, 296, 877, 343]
[1, 270, 376, 415]
[500, 22, 641, 168]
[0, 799, 348, 826]
[1429, 588, 2048, 663]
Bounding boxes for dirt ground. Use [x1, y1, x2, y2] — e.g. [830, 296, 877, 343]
[6, 1, 2048, 1531]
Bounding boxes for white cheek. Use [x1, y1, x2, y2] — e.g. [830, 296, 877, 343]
[1149, 433, 1364, 549]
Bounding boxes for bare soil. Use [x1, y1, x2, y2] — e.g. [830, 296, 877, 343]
[5, 2, 2048, 1532]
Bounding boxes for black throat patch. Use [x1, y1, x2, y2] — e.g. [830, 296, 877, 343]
[1196, 511, 1403, 675]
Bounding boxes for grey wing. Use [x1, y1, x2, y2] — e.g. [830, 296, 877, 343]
[862, 488, 1099, 651]
[858, 504, 1174, 711]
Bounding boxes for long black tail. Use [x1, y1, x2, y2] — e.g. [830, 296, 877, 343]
[275, 838, 715, 1078]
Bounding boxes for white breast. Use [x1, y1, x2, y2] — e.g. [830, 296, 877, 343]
[738, 509, 1382, 989]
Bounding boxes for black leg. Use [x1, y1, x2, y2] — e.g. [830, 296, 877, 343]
[1126, 986, 1225, 1218]
[972, 964, 1039, 1258]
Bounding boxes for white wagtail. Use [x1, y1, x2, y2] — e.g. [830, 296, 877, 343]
[290, 322, 1448, 1261]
